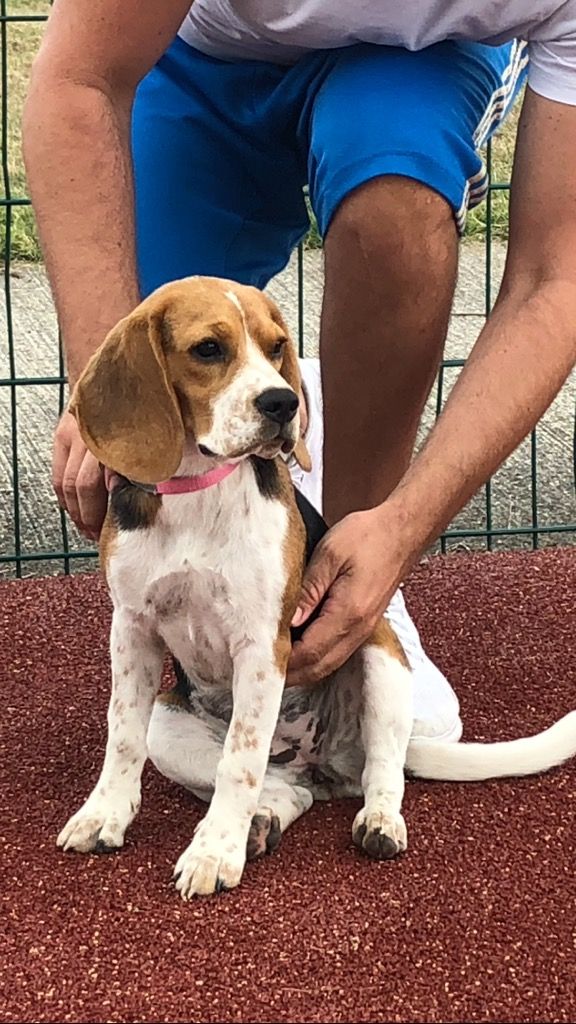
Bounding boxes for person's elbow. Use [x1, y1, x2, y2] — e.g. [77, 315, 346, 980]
[23, 48, 134, 165]
[25, 30, 140, 130]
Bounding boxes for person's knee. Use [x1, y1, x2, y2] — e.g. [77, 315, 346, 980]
[326, 175, 457, 292]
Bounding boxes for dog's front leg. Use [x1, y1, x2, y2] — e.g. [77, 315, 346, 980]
[174, 640, 287, 899]
[57, 609, 164, 853]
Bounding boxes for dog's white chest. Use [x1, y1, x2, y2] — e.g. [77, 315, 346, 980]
[145, 565, 251, 683]
[109, 473, 290, 686]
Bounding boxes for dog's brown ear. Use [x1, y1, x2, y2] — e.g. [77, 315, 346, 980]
[70, 308, 184, 484]
[292, 434, 312, 473]
[279, 334, 312, 472]
[279, 330, 301, 395]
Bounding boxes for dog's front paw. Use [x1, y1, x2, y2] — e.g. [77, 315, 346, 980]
[57, 789, 140, 853]
[352, 807, 407, 860]
[173, 824, 246, 899]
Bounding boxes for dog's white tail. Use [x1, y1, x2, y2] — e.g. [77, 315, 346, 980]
[405, 711, 576, 781]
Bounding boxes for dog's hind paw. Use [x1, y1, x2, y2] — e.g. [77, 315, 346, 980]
[352, 808, 407, 860]
[246, 809, 282, 861]
[57, 790, 140, 854]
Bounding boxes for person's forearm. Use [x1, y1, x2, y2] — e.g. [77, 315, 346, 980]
[23, 75, 140, 386]
[385, 280, 576, 557]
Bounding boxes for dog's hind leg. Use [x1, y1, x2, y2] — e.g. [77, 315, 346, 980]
[147, 699, 222, 802]
[148, 702, 313, 859]
[352, 629, 413, 860]
[247, 776, 313, 860]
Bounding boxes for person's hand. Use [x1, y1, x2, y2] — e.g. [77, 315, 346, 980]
[52, 410, 107, 541]
[286, 506, 415, 686]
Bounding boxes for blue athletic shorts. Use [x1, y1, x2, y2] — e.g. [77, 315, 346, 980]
[132, 36, 528, 297]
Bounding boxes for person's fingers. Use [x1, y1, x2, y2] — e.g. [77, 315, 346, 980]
[53, 411, 80, 516]
[60, 440, 87, 532]
[104, 467, 122, 493]
[51, 432, 69, 511]
[286, 580, 375, 686]
[76, 451, 107, 539]
[291, 538, 341, 628]
[53, 412, 107, 539]
[287, 623, 364, 686]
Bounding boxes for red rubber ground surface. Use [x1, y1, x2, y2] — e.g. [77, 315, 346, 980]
[1, 549, 575, 1023]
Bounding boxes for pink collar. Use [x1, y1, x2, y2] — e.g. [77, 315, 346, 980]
[153, 462, 240, 495]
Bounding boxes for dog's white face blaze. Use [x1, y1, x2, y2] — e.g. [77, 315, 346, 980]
[195, 290, 300, 461]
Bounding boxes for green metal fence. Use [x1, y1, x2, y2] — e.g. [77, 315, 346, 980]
[1, 2, 575, 579]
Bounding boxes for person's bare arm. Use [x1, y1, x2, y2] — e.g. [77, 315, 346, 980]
[23, 0, 191, 535]
[288, 87, 576, 684]
[24, 0, 191, 381]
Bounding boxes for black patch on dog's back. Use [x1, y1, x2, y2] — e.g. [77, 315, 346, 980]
[172, 658, 193, 702]
[269, 747, 298, 765]
[110, 481, 161, 531]
[250, 456, 282, 499]
[290, 486, 329, 644]
[294, 486, 328, 564]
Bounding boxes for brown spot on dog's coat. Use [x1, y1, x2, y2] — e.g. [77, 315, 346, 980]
[98, 513, 118, 583]
[272, 459, 307, 676]
[157, 686, 190, 711]
[243, 724, 258, 751]
[231, 720, 259, 752]
[368, 619, 410, 669]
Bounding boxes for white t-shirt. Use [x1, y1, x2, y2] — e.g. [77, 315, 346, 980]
[286, 357, 324, 512]
[180, 0, 576, 106]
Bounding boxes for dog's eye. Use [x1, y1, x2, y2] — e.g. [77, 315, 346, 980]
[271, 339, 286, 358]
[191, 339, 225, 362]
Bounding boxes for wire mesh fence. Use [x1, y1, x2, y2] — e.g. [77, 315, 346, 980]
[1, 1, 575, 579]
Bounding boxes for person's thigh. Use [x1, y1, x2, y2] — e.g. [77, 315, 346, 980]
[307, 39, 528, 237]
[132, 37, 310, 297]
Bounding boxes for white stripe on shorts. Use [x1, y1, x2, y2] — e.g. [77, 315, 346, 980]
[455, 40, 529, 233]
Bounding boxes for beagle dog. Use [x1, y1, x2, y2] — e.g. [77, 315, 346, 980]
[58, 277, 576, 899]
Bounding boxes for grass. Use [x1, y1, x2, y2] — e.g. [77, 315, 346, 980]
[1, 0, 49, 261]
[1, 0, 520, 262]
[467, 102, 520, 240]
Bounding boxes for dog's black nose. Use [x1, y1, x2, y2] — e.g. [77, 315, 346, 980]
[255, 388, 298, 425]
